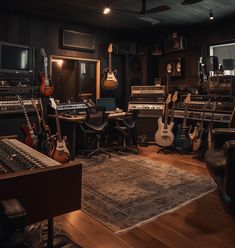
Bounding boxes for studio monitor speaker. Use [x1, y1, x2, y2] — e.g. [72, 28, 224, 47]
[205, 56, 219, 72]
[166, 58, 183, 78]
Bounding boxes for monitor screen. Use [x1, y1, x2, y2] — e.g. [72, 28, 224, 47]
[1, 45, 29, 70]
[96, 98, 116, 111]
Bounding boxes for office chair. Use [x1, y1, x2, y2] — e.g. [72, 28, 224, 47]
[80, 106, 112, 158]
[113, 109, 139, 154]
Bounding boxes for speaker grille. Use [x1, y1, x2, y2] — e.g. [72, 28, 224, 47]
[62, 29, 95, 51]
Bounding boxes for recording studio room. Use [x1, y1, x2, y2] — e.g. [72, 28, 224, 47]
[1, 1, 235, 248]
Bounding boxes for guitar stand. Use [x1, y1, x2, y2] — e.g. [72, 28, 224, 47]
[157, 146, 177, 154]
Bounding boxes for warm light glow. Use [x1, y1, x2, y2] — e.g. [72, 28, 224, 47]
[210, 10, 214, 20]
[52, 59, 63, 66]
[103, 7, 111, 15]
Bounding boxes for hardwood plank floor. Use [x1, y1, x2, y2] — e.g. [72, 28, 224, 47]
[57, 146, 235, 248]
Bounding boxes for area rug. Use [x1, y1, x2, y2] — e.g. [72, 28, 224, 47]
[81, 154, 216, 234]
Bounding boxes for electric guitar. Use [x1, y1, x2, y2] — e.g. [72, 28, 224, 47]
[155, 94, 174, 147]
[39, 48, 54, 96]
[31, 98, 52, 154]
[208, 99, 217, 150]
[189, 98, 211, 152]
[174, 93, 191, 152]
[101, 43, 119, 90]
[49, 98, 70, 163]
[17, 95, 38, 149]
[170, 91, 178, 124]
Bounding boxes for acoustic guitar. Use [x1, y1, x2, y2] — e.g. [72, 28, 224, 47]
[39, 48, 54, 97]
[49, 98, 70, 164]
[101, 43, 119, 90]
[17, 95, 38, 149]
[155, 94, 174, 147]
[174, 93, 191, 152]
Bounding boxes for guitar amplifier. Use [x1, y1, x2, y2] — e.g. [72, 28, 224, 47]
[208, 75, 235, 96]
[131, 85, 165, 98]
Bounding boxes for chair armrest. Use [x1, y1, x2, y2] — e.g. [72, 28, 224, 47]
[223, 141, 235, 206]
[212, 128, 235, 148]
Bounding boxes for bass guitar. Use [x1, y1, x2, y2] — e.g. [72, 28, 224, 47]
[101, 43, 119, 90]
[170, 91, 178, 124]
[155, 94, 174, 147]
[49, 98, 70, 163]
[174, 93, 191, 152]
[17, 95, 38, 149]
[31, 98, 52, 155]
[39, 48, 54, 96]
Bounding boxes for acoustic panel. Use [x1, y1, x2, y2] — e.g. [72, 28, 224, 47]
[62, 29, 95, 52]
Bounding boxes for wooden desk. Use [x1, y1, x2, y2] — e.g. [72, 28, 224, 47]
[48, 111, 127, 159]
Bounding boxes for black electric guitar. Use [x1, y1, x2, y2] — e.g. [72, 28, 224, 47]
[101, 43, 119, 90]
[18, 95, 38, 149]
[174, 93, 191, 152]
[31, 98, 52, 154]
[49, 98, 70, 164]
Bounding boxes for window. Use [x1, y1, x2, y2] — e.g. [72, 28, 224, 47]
[210, 42, 235, 75]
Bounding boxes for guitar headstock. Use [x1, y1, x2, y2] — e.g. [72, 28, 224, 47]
[107, 43, 113, 53]
[50, 97, 57, 110]
[40, 48, 46, 57]
[172, 91, 178, 103]
[166, 94, 172, 105]
[184, 93, 191, 105]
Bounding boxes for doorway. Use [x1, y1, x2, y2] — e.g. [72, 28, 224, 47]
[50, 56, 100, 102]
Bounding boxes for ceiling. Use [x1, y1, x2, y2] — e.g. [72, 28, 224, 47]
[0, 0, 235, 29]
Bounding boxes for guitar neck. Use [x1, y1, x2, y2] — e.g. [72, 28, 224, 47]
[44, 57, 49, 83]
[55, 108, 62, 142]
[164, 103, 169, 128]
[182, 105, 188, 128]
[170, 103, 175, 123]
[108, 53, 112, 72]
[19, 99, 33, 130]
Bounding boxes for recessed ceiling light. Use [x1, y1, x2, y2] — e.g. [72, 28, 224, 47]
[103, 6, 111, 15]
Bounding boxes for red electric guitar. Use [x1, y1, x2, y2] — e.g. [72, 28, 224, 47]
[18, 95, 38, 149]
[39, 48, 54, 96]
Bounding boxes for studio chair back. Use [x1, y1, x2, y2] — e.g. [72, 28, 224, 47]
[114, 109, 139, 154]
[80, 106, 112, 158]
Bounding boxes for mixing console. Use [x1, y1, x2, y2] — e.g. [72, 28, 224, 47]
[0, 138, 60, 174]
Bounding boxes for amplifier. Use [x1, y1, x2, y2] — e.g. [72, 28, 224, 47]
[174, 110, 232, 123]
[128, 102, 164, 117]
[208, 75, 235, 96]
[131, 85, 165, 97]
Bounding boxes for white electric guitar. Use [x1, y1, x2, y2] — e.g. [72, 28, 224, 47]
[155, 94, 174, 147]
[101, 43, 119, 90]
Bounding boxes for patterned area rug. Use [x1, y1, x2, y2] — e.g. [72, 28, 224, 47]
[81, 154, 216, 233]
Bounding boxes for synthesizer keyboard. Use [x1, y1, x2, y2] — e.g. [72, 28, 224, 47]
[0, 138, 60, 174]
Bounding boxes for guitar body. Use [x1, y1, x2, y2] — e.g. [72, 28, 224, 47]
[101, 69, 118, 90]
[22, 123, 38, 149]
[155, 117, 174, 147]
[49, 135, 70, 164]
[189, 123, 202, 152]
[39, 73, 54, 97]
[174, 125, 191, 152]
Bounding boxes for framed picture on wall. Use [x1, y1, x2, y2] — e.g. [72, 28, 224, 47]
[61, 29, 95, 52]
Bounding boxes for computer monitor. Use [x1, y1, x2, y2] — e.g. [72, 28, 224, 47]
[96, 98, 116, 111]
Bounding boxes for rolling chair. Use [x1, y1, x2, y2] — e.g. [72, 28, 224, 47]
[204, 128, 235, 213]
[113, 109, 139, 154]
[80, 106, 112, 158]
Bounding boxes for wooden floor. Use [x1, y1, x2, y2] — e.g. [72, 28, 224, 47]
[57, 146, 235, 248]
